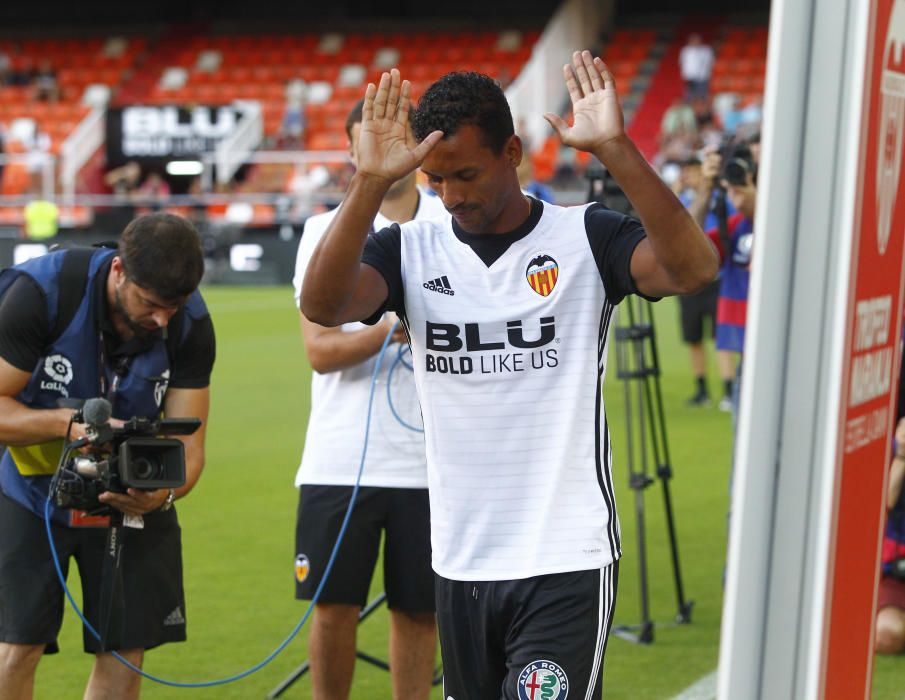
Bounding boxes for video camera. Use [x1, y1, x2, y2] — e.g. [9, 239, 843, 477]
[51, 398, 200, 513]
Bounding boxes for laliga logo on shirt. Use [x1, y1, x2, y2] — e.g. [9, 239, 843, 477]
[41, 354, 74, 397]
[877, 0, 905, 254]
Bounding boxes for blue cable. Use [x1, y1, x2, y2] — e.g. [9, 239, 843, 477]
[43, 321, 402, 688]
[386, 344, 424, 433]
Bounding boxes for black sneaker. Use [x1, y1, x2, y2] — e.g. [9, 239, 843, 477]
[686, 392, 712, 407]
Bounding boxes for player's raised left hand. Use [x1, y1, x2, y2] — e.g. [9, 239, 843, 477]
[545, 50, 625, 153]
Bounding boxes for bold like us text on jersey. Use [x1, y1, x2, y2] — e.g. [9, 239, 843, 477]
[423, 318, 559, 375]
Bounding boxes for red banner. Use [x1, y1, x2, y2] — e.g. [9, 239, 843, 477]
[825, 1, 905, 696]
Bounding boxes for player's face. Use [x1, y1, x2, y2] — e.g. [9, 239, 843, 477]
[420, 124, 519, 233]
[111, 258, 184, 339]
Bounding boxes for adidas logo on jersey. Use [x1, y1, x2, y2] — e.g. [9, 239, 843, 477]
[423, 275, 455, 295]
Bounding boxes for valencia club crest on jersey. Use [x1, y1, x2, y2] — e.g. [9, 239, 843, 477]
[525, 254, 559, 297]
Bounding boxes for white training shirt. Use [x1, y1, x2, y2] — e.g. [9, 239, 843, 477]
[293, 189, 448, 488]
[363, 198, 649, 581]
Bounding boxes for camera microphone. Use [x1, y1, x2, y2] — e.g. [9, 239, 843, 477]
[83, 398, 113, 426]
[69, 398, 114, 448]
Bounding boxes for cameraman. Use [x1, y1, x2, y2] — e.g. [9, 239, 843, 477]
[689, 143, 757, 419]
[0, 213, 214, 700]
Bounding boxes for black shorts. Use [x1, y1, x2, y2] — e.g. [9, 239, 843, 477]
[678, 278, 720, 343]
[0, 490, 186, 654]
[295, 485, 434, 612]
[436, 561, 619, 700]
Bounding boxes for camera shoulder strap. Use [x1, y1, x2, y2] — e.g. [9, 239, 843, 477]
[51, 247, 97, 342]
[165, 308, 184, 368]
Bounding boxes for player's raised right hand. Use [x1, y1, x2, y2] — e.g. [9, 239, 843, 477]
[356, 69, 443, 186]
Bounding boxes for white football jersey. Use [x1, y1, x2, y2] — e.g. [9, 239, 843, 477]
[292, 188, 448, 488]
[363, 199, 647, 580]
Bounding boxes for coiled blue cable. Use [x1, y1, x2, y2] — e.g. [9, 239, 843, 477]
[386, 344, 423, 433]
[42, 321, 403, 688]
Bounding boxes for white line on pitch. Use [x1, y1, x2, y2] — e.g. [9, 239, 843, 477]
[669, 670, 717, 700]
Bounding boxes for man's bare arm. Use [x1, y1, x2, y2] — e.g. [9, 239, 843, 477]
[301, 69, 442, 326]
[546, 51, 719, 298]
[0, 356, 87, 445]
[300, 313, 403, 374]
[301, 176, 393, 327]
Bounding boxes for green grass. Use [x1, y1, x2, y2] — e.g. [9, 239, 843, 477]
[31, 286, 905, 699]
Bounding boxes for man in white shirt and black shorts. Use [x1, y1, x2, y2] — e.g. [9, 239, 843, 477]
[300, 55, 719, 699]
[292, 99, 446, 699]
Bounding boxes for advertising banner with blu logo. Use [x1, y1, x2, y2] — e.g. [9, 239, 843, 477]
[105, 104, 248, 168]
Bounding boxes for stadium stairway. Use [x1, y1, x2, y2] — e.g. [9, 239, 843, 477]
[626, 19, 724, 161]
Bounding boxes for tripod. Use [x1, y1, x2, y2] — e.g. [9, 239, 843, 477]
[267, 592, 443, 698]
[609, 296, 693, 644]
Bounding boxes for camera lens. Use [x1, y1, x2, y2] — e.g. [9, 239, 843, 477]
[131, 456, 161, 481]
[723, 160, 748, 186]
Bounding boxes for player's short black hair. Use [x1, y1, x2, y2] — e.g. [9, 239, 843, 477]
[412, 72, 514, 154]
[118, 213, 204, 302]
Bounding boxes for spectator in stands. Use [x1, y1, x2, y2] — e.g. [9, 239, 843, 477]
[690, 146, 757, 421]
[877, 364, 905, 655]
[679, 33, 715, 101]
[0, 51, 11, 86]
[135, 171, 171, 210]
[736, 97, 764, 140]
[690, 97, 722, 148]
[748, 132, 762, 165]
[660, 96, 697, 139]
[877, 423, 905, 654]
[281, 79, 307, 148]
[104, 161, 142, 198]
[25, 129, 51, 194]
[497, 66, 514, 90]
[31, 59, 59, 102]
[675, 157, 735, 410]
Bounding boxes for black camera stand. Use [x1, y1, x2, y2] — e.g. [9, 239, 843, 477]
[610, 297, 693, 645]
[267, 591, 442, 698]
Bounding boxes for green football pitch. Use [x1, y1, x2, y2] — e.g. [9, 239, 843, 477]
[31, 285, 905, 699]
